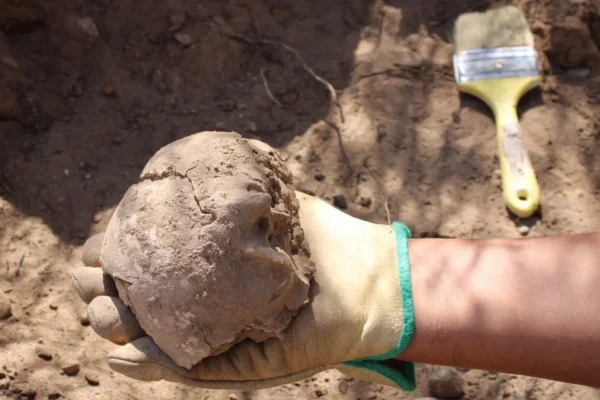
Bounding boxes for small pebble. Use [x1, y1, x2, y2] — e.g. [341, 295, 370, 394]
[79, 311, 90, 326]
[49, 303, 58, 310]
[62, 362, 80, 376]
[487, 371, 499, 380]
[566, 68, 591, 78]
[85, 373, 100, 386]
[247, 121, 257, 132]
[333, 194, 348, 209]
[315, 389, 327, 397]
[64, 169, 70, 177]
[0, 293, 12, 320]
[338, 381, 349, 394]
[112, 134, 124, 145]
[66, 16, 99, 43]
[85, 173, 92, 180]
[102, 85, 115, 96]
[314, 173, 325, 181]
[174, 32, 194, 46]
[428, 367, 464, 399]
[36, 347, 53, 361]
[518, 225, 530, 236]
[228, 394, 238, 400]
[93, 214, 102, 223]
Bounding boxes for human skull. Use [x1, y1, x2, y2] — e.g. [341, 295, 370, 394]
[99, 131, 315, 369]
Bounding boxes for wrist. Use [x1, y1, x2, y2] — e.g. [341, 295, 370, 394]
[400, 237, 479, 365]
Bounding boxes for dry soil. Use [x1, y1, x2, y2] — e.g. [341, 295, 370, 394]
[1, 0, 600, 399]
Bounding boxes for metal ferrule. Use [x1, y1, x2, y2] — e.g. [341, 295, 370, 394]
[453, 46, 539, 83]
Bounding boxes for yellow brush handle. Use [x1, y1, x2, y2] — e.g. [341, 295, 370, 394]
[495, 103, 540, 217]
[458, 76, 541, 217]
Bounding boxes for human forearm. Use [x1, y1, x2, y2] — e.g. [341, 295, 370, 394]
[401, 234, 600, 388]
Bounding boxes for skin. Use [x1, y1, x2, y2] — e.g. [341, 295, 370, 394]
[400, 234, 600, 388]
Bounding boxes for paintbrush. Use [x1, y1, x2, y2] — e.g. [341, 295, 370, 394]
[453, 5, 541, 218]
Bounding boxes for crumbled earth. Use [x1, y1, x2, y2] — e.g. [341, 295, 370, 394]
[1, 0, 600, 399]
[101, 131, 314, 368]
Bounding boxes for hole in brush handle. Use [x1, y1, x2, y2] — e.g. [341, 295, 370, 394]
[517, 189, 529, 201]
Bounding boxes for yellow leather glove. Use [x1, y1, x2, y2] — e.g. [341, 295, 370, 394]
[72, 192, 416, 390]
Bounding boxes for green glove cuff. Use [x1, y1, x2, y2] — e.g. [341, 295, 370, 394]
[342, 222, 416, 391]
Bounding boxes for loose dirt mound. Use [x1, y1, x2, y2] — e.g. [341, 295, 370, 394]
[1, 0, 600, 399]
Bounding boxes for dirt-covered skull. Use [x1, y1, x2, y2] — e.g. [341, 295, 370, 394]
[99, 131, 315, 369]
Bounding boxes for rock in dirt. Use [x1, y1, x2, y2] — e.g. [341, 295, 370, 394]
[566, 68, 591, 78]
[247, 121, 257, 132]
[227, 394, 238, 400]
[79, 311, 90, 326]
[102, 85, 116, 96]
[542, 16, 600, 69]
[100, 132, 315, 369]
[174, 32, 194, 46]
[85, 373, 100, 386]
[62, 14, 99, 44]
[428, 367, 464, 399]
[0, 293, 12, 320]
[111, 134, 124, 145]
[61, 362, 80, 376]
[36, 347, 53, 361]
[518, 225, 530, 236]
[333, 194, 348, 209]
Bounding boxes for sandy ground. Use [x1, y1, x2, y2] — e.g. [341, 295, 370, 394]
[1, 0, 600, 399]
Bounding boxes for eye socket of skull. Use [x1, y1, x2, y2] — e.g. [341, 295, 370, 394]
[242, 204, 294, 270]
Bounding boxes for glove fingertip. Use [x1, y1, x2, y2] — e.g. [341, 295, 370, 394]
[88, 296, 145, 344]
[82, 232, 105, 268]
[108, 337, 178, 382]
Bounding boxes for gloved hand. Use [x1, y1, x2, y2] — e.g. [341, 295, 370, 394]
[72, 192, 416, 390]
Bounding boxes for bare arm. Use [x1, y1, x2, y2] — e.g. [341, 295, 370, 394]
[401, 234, 600, 388]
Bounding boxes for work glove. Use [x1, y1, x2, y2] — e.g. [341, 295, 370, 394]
[72, 192, 416, 391]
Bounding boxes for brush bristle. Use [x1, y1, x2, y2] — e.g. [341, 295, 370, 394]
[454, 5, 534, 52]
